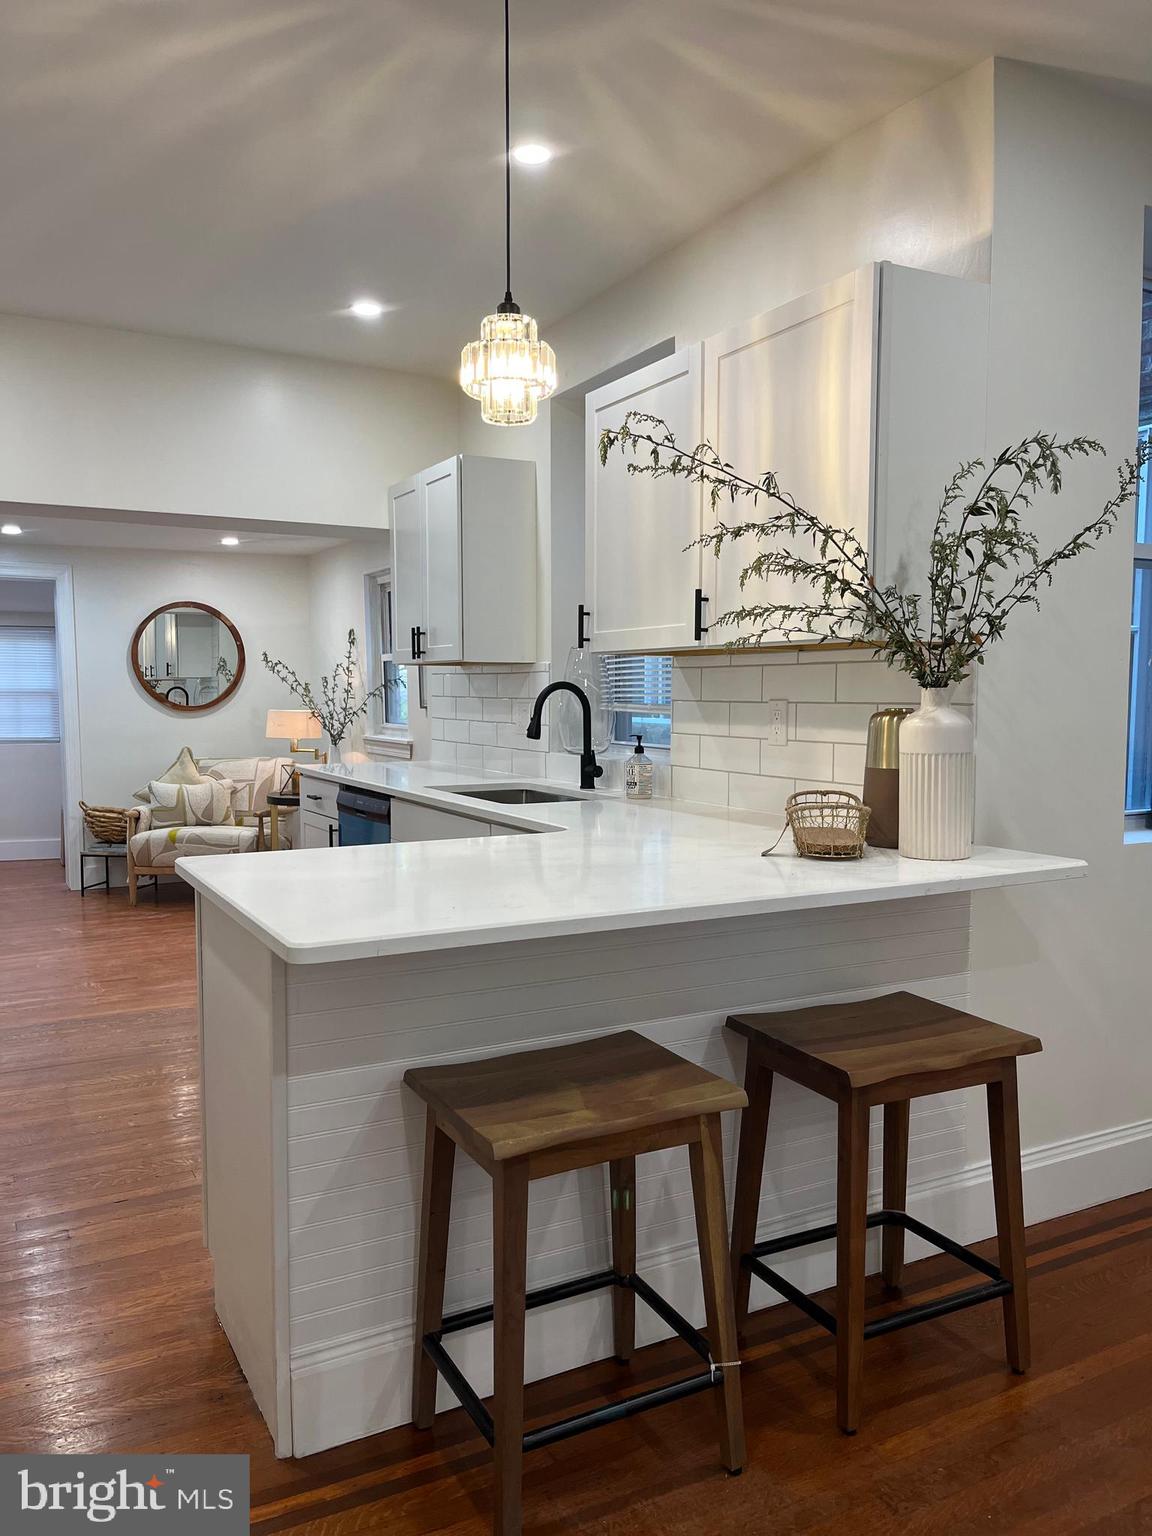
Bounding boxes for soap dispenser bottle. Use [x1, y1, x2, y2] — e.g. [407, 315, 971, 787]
[625, 734, 654, 800]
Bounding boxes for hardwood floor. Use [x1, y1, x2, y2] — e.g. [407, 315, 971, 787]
[1, 859, 1149, 1533]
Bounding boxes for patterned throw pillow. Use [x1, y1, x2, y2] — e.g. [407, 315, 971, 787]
[147, 778, 236, 828]
[133, 746, 206, 804]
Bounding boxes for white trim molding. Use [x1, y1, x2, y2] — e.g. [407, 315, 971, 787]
[285, 1111, 1152, 1458]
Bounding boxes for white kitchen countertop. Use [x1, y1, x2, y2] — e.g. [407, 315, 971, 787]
[177, 759, 1086, 964]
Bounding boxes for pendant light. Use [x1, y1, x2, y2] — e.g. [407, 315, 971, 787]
[460, 0, 557, 426]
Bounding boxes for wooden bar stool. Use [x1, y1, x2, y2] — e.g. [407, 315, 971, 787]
[725, 991, 1041, 1435]
[405, 1030, 748, 1536]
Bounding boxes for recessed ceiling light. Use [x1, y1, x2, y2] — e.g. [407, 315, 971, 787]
[511, 143, 552, 166]
[347, 297, 386, 321]
[1, 524, 22, 536]
[220, 536, 239, 547]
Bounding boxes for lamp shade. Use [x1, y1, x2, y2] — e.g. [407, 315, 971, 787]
[266, 709, 322, 741]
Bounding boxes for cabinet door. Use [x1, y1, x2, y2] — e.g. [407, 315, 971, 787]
[702, 267, 878, 645]
[420, 457, 463, 663]
[300, 809, 338, 848]
[390, 474, 424, 663]
[585, 347, 703, 652]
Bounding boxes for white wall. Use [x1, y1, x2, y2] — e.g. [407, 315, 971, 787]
[0, 312, 460, 529]
[970, 63, 1152, 1160]
[1, 545, 314, 806]
[0, 579, 62, 859]
[547, 62, 993, 389]
[306, 536, 395, 758]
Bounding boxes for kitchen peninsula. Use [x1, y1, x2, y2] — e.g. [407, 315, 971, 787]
[180, 761, 1083, 1458]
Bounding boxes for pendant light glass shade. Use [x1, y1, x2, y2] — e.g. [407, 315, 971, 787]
[459, 0, 557, 425]
[460, 306, 557, 426]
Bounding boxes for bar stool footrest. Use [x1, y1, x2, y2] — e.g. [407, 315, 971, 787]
[423, 1268, 727, 1453]
[743, 1208, 1011, 1339]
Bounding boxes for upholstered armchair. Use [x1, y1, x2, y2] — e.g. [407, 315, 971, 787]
[126, 755, 297, 905]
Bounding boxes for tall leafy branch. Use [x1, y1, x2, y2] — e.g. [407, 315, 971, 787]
[262, 629, 384, 748]
[599, 412, 1148, 687]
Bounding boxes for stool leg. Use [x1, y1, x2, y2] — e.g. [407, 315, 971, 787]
[987, 1062, 1030, 1374]
[609, 1157, 636, 1362]
[688, 1113, 746, 1474]
[836, 1093, 870, 1435]
[412, 1112, 456, 1429]
[881, 1100, 910, 1289]
[729, 1052, 773, 1335]
[492, 1158, 530, 1536]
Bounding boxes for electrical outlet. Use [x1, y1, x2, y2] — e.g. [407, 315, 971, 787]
[767, 699, 788, 747]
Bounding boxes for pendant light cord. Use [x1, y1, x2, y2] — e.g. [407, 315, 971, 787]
[503, 0, 513, 305]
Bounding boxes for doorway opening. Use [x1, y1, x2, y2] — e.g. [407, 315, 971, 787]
[0, 577, 64, 868]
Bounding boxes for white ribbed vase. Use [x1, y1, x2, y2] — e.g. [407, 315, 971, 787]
[898, 687, 974, 861]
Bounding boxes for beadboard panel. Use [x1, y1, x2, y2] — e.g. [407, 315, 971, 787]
[283, 896, 970, 1361]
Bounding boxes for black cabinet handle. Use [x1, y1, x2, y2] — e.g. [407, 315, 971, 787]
[414, 626, 426, 659]
[693, 588, 710, 642]
[410, 626, 418, 660]
[328, 824, 337, 847]
[306, 793, 322, 802]
[577, 604, 590, 648]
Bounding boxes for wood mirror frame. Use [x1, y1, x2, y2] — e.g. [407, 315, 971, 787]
[130, 601, 246, 714]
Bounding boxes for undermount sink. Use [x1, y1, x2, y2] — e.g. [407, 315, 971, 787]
[446, 785, 583, 805]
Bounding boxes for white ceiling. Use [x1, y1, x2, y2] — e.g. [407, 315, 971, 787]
[1, 1, 1150, 377]
[0, 513, 344, 556]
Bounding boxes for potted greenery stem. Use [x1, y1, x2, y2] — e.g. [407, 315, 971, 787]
[600, 413, 1148, 860]
[262, 629, 385, 764]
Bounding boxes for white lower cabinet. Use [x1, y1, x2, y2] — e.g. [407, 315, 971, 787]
[300, 808, 339, 849]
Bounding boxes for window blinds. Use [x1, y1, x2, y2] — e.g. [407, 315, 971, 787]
[598, 654, 672, 712]
[0, 626, 60, 741]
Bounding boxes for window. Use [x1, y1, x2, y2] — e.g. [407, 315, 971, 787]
[1125, 281, 1152, 819]
[0, 625, 59, 741]
[365, 572, 409, 734]
[601, 654, 672, 749]
[380, 582, 409, 727]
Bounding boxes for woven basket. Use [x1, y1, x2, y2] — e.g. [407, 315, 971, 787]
[79, 802, 131, 845]
[784, 790, 870, 860]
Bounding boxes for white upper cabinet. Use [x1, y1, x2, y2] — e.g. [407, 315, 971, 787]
[389, 455, 537, 665]
[701, 266, 880, 647]
[585, 346, 703, 652]
[584, 262, 988, 653]
[421, 457, 463, 663]
[389, 474, 423, 663]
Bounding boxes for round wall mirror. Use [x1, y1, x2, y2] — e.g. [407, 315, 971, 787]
[130, 602, 245, 712]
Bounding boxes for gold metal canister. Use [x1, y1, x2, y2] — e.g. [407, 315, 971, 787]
[862, 707, 913, 847]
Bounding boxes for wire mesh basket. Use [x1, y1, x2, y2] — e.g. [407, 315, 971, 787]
[782, 790, 870, 860]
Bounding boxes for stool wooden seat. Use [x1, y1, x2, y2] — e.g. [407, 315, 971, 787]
[726, 992, 1041, 1436]
[405, 1031, 748, 1536]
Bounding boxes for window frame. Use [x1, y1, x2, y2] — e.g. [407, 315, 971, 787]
[1125, 278, 1152, 826]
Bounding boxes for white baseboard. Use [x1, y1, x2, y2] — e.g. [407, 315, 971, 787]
[0, 837, 61, 862]
[285, 1115, 1152, 1459]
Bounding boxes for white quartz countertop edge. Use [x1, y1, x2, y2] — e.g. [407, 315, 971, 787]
[178, 759, 1087, 965]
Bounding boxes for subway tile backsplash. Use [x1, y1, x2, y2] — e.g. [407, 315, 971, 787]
[426, 665, 549, 775]
[670, 651, 973, 813]
[426, 652, 972, 819]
